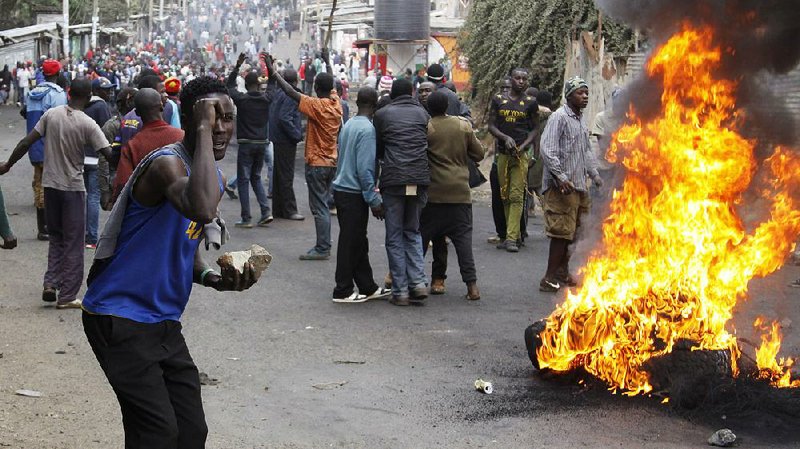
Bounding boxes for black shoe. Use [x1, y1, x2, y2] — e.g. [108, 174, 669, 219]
[539, 278, 561, 292]
[1, 236, 17, 249]
[225, 185, 238, 200]
[36, 208, 49, 241]
[42, 287, 58, 303]
[257, 215, 274, 227]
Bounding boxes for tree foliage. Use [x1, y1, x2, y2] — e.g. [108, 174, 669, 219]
[459, 0, 635, 111]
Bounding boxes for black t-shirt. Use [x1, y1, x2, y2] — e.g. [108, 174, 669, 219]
[490, 93, 538, 153]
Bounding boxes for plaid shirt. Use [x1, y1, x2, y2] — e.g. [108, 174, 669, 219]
[541, 104, 599, 193]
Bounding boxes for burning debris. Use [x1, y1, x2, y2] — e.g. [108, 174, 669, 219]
[528, 1, 800, 400]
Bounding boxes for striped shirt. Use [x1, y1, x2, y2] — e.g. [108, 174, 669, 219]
[541, 104, 599, 193]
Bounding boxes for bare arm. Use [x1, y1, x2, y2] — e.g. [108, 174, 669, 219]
[321, 48, 333, 76]
[132, 98, 224, 224]
[263, 53, 302, 103]
[97, 146, 112, 161]
[487, 101, 517, 152]
[0, 129, 41, 175]
[519, 111, 539, 150]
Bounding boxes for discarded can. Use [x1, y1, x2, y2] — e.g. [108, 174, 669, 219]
[474, 378, 493, 394]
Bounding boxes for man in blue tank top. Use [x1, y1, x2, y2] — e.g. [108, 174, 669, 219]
[81, 77, 259, 449]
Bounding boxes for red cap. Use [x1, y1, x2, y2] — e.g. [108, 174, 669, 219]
[42, 59, 61, 76]
[164, 77, 181, 95]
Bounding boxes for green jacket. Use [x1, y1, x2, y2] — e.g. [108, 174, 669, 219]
[426, 115, 485, 203]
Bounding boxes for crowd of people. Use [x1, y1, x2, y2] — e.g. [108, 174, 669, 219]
[1, 3, 799, 444]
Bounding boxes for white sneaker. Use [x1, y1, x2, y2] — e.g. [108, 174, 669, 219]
[332, 292, 368, 303]
[56, 298, 83, 309]
[365, 287, 392, 300]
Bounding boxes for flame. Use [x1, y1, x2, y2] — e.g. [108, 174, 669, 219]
[535, 23, 800, 394]
[754, 318, 799, 388]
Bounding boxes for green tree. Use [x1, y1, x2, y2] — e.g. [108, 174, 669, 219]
[459, 0, 634, 113]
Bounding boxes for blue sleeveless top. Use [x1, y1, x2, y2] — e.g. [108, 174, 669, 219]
[83, 149, 221, 323]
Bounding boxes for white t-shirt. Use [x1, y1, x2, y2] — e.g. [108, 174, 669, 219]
[17, 68, 31, 88]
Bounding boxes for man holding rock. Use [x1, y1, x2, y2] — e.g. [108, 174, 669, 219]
[80, 77, 259, 448]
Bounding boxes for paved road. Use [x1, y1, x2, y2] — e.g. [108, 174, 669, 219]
[0, 38, 798, 448]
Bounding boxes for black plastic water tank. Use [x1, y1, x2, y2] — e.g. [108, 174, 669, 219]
[374, 0, 430, 41]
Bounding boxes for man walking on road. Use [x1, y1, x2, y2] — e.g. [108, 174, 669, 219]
[539, 76, 603, 292]
[331, 87, 391, 303]
[265, 50, 342, 260]
[23, 59, 67, 241]
[269, 68, 305, 221]
[227, 53, 275, 228]
[82, 78, 115, 248]
[374, 79, 431, 306]
[81, 76, 260, 449]
[0, 78, 111, 309]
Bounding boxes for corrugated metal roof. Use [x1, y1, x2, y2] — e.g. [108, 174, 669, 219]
[624, 51, 800, 133]
[0, 22, 61, 44]
[762, 70, 800, 120]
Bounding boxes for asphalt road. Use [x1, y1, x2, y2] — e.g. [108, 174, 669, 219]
[0, 37, 799, 449]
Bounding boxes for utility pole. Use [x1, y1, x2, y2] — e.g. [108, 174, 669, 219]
[63, 0, 70, 57]
[91, 0, 99, 50]
[148, 0, 153, 37]
[159, 0, 164, 23]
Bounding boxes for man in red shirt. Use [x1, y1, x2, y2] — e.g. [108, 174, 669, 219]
[113, 88, 185, 201]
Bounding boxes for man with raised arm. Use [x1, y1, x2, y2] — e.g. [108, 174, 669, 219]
[263, 50, 342, 261]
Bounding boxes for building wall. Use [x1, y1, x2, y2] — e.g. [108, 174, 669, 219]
[0, 41, 36, 68]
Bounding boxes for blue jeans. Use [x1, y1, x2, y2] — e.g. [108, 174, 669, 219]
[83, 165, 100, 244]
[228, 143, 274, 196]
[383, 191, 428, 296]
[236, 143, 271, 222]
[265, 142, 274, 197]
[305, 165, 336, 254]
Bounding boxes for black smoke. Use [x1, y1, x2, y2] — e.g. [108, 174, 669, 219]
[596, 0, 800, 146]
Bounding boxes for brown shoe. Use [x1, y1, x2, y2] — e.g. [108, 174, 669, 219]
[384, 272, 393, 289]
[430, 278, 446, 295]
[389, 294, 410, 306]
[465, 282, 480, 301]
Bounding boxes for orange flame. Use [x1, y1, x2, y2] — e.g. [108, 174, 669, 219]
[535, 23, 800, 394]
[754, 317, 799, 388]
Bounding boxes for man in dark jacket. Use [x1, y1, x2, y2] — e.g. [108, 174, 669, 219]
[374, 79, 431, 306]
[425, 63, 470, 119]
[83, 78, 114, 247]
[227, 53, 274, 227]
[268, 68, 304, 220]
